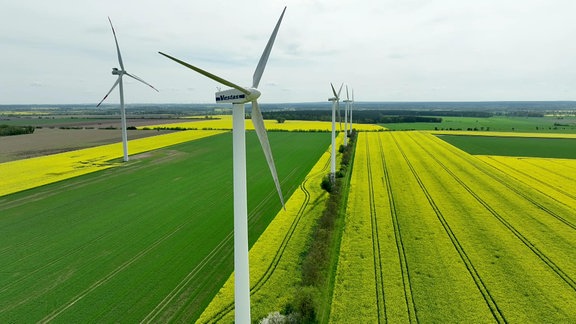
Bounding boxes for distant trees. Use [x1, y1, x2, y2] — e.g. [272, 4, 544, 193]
[508, 111, 544, 117]
[262, 109, 492, 123]
[262, 110, 496, 124]
[0, 125, 35, 136]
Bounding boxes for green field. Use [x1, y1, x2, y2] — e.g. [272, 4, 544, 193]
[438, 135, 576, 159]
[382, 116, 576, 133]
[0, 131, 330, 322]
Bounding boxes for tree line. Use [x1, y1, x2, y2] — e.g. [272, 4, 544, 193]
[0, 125, 35, 136]
[262, 109, 493, 124]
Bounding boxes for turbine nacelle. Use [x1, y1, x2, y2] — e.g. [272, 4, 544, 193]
[215, 88, 261, 104]
[112, 67, 123, 75]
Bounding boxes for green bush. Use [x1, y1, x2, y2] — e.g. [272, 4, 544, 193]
[320, 176, 333, 193]
[0, 125, 35, 136]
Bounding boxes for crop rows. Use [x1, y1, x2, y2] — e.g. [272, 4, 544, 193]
[477, 155, 576, 213]
[331, 131, 576, 322]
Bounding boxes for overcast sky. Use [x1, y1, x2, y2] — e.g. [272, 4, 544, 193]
[1, 0, 575, 104]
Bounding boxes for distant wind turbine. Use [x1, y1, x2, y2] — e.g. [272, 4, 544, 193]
[159, 7, 286, 323]
[97, 17, 158, 162]
[350, 88, 355, 134]
[329, 83, 343, 182]
[343, 85, 352, 147]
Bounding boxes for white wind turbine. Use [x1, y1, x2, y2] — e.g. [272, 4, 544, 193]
[343, 85, 352, 147]
[350, 88, 355, 134]
[159, 7, 286, 323]
[97, 17, 158, 162]
[328, 83, 343, 182]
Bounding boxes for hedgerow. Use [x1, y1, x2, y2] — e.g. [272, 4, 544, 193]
[284, 130, 357, 322]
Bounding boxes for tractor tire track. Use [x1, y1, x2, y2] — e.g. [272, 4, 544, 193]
[482, 156, 576, 202]
[433, 137, 576, 231]
[0, 156, 173, 271]
[139, 231, 233, 323]
[390, 133, 507, 323]
[365, 135, 387, 323]
[146, 169, 300, 323]
[477, 157, 576, 229]
[36, 170, 231, 322]
[522, 158, 576, 182]
[376, 133, 418, 323]
[38, 217, 196, 323]
[408, 133, 576, 292]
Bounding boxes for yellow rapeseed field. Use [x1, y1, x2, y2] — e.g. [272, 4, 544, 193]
[141, 115, 386, 132]
[0, 111, 51, 116]
[332, 131, 576, 322]
[476, 155, 576, 210]
[330, 132, 382, 322]
[0, 130, 225, 197]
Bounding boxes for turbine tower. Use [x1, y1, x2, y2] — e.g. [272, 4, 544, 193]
[98, 17, 158, 162]
[159, 7, 286, 323]
[343, 85, 352, 147]
[328, 83, 343, 182]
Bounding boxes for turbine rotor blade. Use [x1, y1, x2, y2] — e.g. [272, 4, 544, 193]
[330, 83, 338, 98]
[125, 72, 159, 92]
[159, 52, 250, 95]
[251, 100, 285, 209]
[252, 6, 287, 89]
[108, 17, 124, 70]
[97, 77, 121, 107]
[337, 83, 343, 99]
[346, 85, 349, 100]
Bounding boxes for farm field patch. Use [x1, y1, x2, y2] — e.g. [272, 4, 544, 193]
[331, 131, 576, 322]
[476, 155, 576, 211]
[383, 116, 576, 133]
[141, 114, 386, 132]
[438, 135, 576, 159]
[0, 131, 331, 322]
[0, 127, 178, 162]
[0, 130, 226, 197]
[0, 116, 184, 128]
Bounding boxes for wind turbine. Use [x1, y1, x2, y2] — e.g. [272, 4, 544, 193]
[350, 88, 354, 134]
[97, 17, 158, 162]
[159, 7, 286, 323]
[343, 85, 352, 147]
[329, 83, 343, 182]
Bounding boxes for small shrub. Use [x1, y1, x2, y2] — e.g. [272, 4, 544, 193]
[320, 176, 333, 193]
